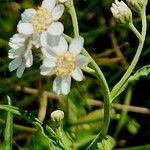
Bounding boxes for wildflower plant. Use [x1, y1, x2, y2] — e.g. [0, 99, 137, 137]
[0, 0, 149, 149]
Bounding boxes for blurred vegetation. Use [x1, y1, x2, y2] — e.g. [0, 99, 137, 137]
[0, 0, 150, 149]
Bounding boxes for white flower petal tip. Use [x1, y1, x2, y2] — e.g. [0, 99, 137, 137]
[53, 77, 71, 95]
[49, 36, 68, 55]
[71, 67, 84, 81]
[42, 0, 56, 11]
[47, 22, 64, 36]
[76, 54, 89, 68]
[52, 4, 64, 21]
[69, 36, 84, 56]
[9, 58, 22, 72]
[21, 8, 36, 23]
[16, 63, 26, 78]
[17, 22, 34, 35]
[40, 66, 54, 76]
[61, 76, 71, 95]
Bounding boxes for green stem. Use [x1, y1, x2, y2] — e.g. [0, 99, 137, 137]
[110, 9, 147, 101]
[83, 49, 110, 150]
[66, 0, 79, 37]
[114, 87, 132, 139]
[66, 1, 111, 149]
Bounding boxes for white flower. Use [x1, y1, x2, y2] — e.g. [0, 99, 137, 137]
[110, 0, 132, 24]
[17, 0, 64, 47]
[8, 33, 34, 78]
[40, 36, 89, 95]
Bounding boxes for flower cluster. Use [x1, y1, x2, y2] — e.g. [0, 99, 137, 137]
[8, 0, 89, 95]
[110, 0, 147, 24]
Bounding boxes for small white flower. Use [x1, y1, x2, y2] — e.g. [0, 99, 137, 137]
[17, 0, 64, 47]
[40, 36, 89, 95]
[111, 0, 132, 24]
[8, 33, 34, 78]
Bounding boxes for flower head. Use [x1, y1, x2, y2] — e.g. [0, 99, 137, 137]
[17, 0, 64, 46]
[127, 0, 147, 14]
[40, 36, 89, 95]
[8, 33, 33, 78]
[51, 110, 64, 122]
[110, 0, 132, 24]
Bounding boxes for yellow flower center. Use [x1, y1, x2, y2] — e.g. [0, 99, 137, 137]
[54, 52, 75, 77]
[32, 7, 52, 33]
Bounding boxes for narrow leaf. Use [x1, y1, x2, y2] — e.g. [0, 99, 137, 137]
[3, 96, 13, 150]
[111, 64, 150, 101]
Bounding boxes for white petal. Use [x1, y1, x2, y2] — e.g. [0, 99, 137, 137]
[53, 77, 62, 95]
[8, 47, 25, 58]
[76, 54, 89, 68]
[69, 36, 84, 56]
[52, 4, 64, 21]
[16, 63, 26, 78]
[42, 0, 56, 11]
[24, 43, 33, 68]
[47, 22, 64, 36]
[43, 58, 56, 67]
[32, 32, 40, 48]
[10, 33, 26, 44]
[41, 33, 60, 48]
[40, 65, 54, 76]
[9, 57, 22, 71]
[21, 8, 36, 23]
[17, 22, 34, 35]
[71, 67, 84, 81]
[41, 47, 57, 59]
[46, 34, 60, 47]
[24, 49, 33, 68]
[40, 32, 47, 47]
[61, 76, 71, 95]
[50, 36, 68, 55]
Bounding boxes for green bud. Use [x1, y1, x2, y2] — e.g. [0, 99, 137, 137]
[51, 110, 64, 122]
[127, 0, 148, 14]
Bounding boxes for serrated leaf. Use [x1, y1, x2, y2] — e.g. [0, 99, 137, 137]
[112, 64, 150, 101]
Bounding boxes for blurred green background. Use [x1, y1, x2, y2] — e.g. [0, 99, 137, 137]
[0, 0, 150, 149]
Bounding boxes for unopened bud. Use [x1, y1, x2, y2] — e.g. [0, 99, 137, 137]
[127, 0, 148, 14]
[51, 110, 64, 122]
[111, 0, 132, 24]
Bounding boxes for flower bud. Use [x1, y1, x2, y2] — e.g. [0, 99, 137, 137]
[111, 0, 132, 24]
[51, 110, 64, 122]
[127, 0, 148, 14]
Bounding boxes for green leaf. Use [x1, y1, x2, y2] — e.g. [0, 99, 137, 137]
[3, 96, 13, 150]
[112, 64, 150, 101]
[24, 132, 51, 150]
